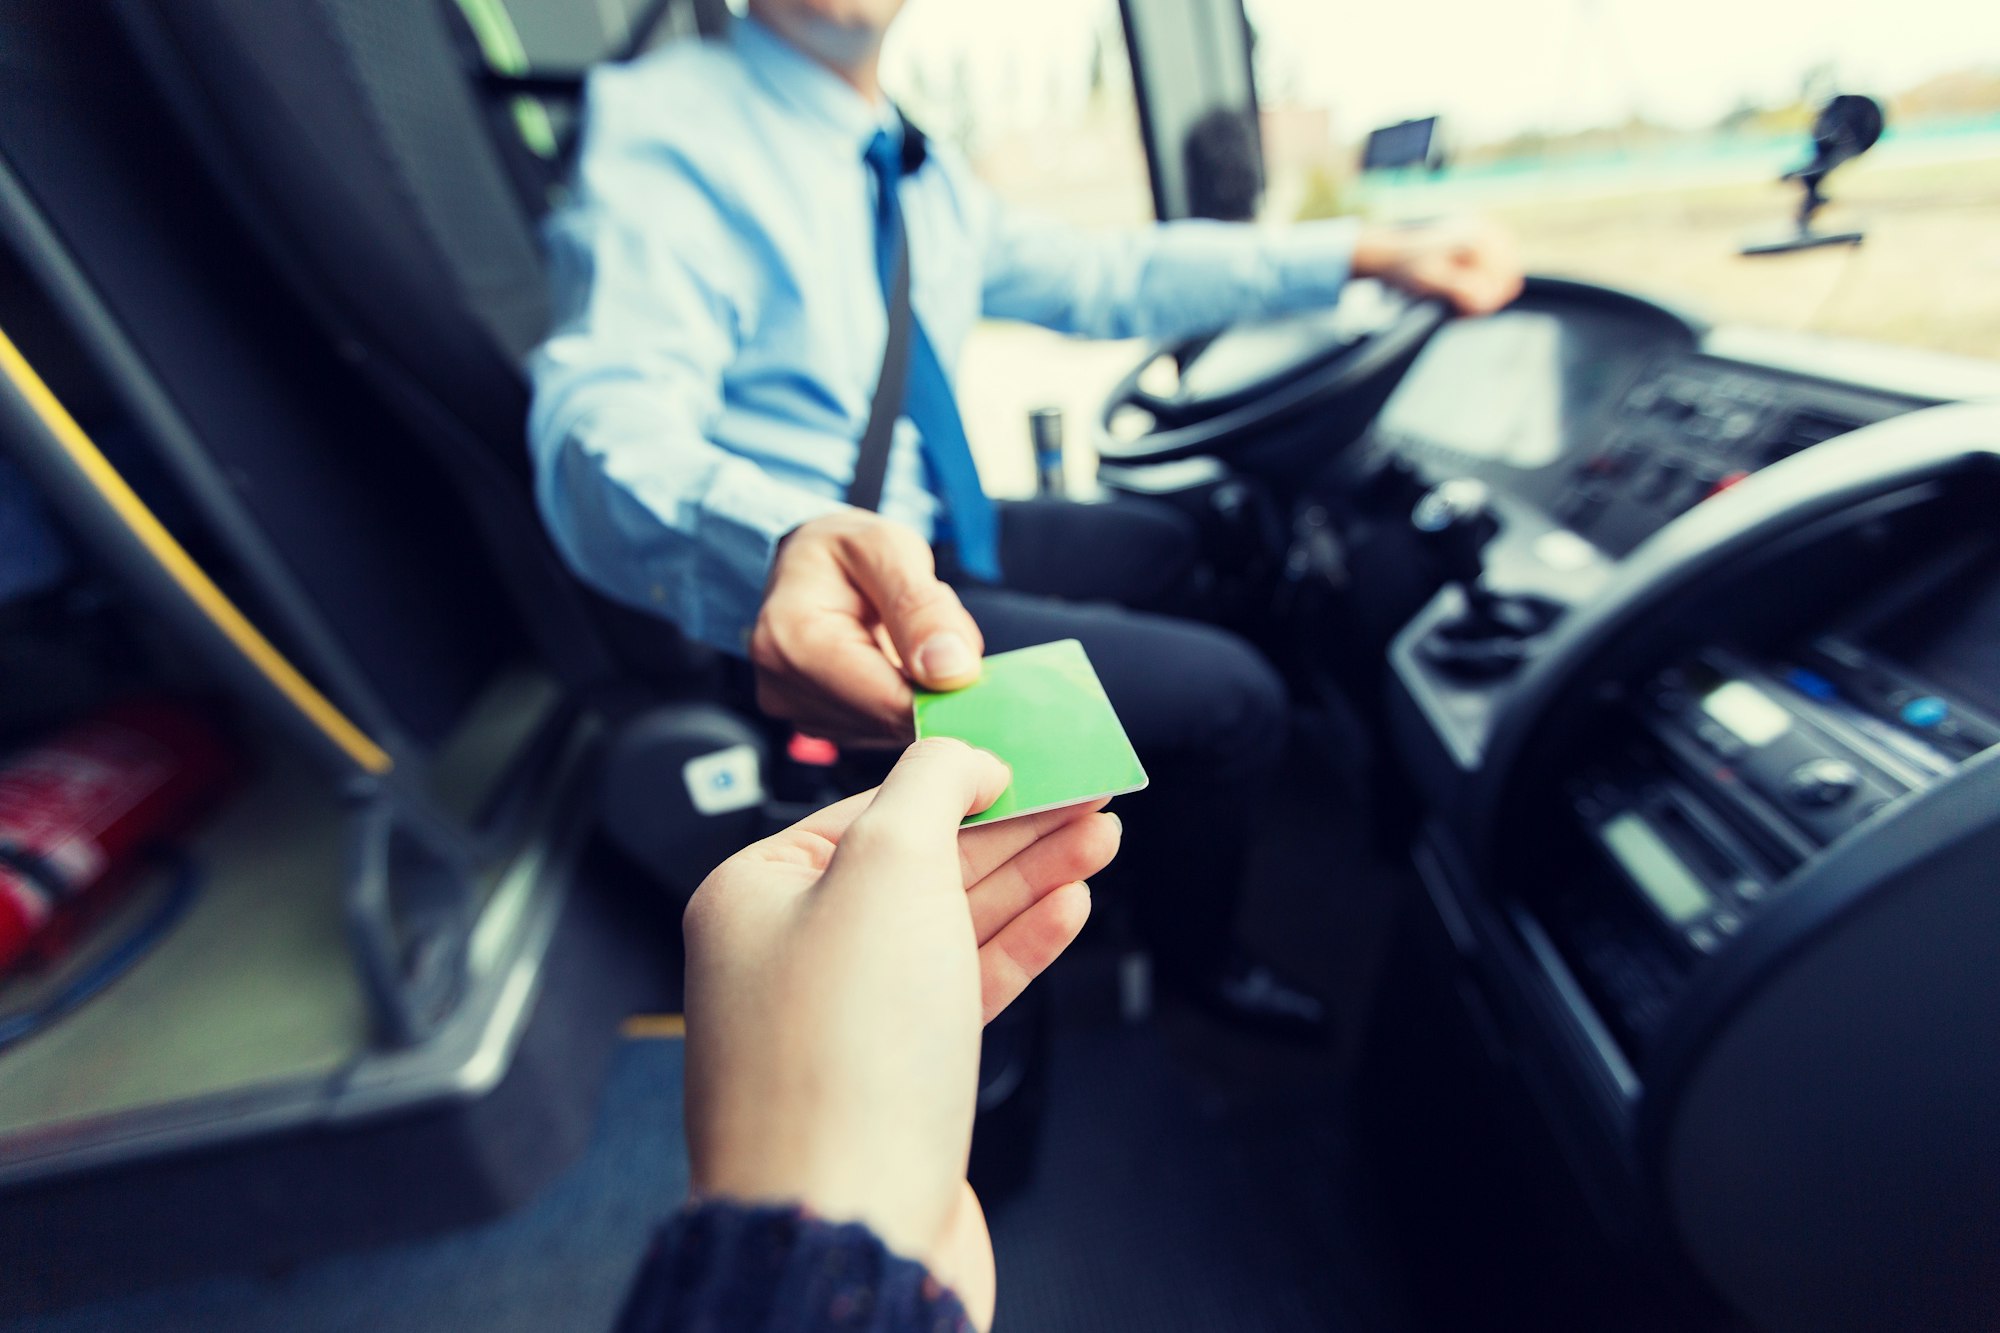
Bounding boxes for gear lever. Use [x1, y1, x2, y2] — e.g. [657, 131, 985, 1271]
[1411, 479, 1561, 677]
[1413, 479, 1500, 590]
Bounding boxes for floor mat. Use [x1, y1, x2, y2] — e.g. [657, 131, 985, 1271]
[4, 721, 1413, 1333]
[987, 1024, 1337, 1333]
[6, 1022, 1368, 1333]
[2, 1039, 690, 1333]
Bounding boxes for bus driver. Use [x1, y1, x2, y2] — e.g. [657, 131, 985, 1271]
[528, 0, 1522, 1040]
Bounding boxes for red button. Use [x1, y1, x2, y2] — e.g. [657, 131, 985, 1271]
[787, 733, 841, 767]
[1706, 469, 1751, 500]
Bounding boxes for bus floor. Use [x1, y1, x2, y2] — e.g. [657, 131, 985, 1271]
[0, 722, 1700, 1332]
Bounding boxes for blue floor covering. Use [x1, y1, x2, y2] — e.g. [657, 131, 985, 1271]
[5, 1039, 691, 1333]
[9, 1020, 1358, 1332]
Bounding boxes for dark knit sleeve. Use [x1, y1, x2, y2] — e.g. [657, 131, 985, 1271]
[614, 1202, 975, 1333]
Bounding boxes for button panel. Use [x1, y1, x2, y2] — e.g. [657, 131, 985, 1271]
[1786, 758, 1861, 809]
[1603, 649, 1953, 962]
[1550, 357, 1889, 557]
[1802, 638, 2000, 763]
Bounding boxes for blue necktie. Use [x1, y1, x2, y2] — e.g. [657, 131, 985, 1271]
[863, 129, 1001, 583]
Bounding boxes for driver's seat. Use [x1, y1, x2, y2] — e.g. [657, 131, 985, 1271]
[103, 0, 784, 889]
[105, 0, 727, 688]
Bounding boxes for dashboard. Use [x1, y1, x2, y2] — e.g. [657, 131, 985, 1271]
[1356, 278, 2000, 1333]
[1371, 281, 2000, 1021]
[1093, 269, 2000, 1331]
[1363, 281, 1947, 558]
[1372, 302, 1656, 475]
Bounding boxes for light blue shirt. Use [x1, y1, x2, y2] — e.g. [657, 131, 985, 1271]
[529, 16, 1362, 653]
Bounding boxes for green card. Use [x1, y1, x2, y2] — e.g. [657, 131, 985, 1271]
[914, 639, 1149, 826]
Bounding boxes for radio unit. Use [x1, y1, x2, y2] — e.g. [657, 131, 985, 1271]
[1545, 614, 2000, 1045]
[1581, 641, 1996, 942]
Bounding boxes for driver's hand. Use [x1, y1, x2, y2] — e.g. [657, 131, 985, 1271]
[1353, 217, 1524, 316]
[750, 510, 984, 745]
[684, 739, 1120, 1329]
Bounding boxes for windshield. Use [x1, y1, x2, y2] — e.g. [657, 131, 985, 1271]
[1246, 0, 2000, 359]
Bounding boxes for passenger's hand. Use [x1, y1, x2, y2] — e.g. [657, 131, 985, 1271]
[751, 510, 984, 745]
[682, 739, 1121, 1329]
[1353, 217, 1524, 317]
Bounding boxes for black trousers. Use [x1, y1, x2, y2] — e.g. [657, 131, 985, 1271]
[945, 497, 1289, 979]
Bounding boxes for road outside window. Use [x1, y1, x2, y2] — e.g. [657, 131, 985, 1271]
[1245, 0, 2000, 360]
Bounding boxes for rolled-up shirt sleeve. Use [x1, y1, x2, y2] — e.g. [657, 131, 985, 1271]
[974, 183, 1362, 342]
[528, 68, 844, 655]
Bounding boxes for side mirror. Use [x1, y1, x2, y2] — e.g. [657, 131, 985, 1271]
[1742, 93, 1884, 256]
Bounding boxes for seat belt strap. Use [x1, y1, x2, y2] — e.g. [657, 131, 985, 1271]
[846, 228, 911, 514]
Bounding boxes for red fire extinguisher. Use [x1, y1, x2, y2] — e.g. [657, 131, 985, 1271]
[0, 698, 237, 976]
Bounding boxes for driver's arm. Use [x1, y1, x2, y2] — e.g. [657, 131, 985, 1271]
[971, 176, 1521, 334]
[531, 70, 984, 744]
[980, 205, 1362, 341]
[529, 72, 844, 655]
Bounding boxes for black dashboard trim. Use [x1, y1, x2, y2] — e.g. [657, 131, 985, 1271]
[1634, 745, 2000, 1173]
[1466, 403, 2000, 865]
[1517, 274, 1708, 346]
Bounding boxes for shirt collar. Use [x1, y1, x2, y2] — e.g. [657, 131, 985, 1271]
[733, 15, 901, 156]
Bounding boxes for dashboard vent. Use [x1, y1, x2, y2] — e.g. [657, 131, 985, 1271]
[1765, 408, 1861, 463]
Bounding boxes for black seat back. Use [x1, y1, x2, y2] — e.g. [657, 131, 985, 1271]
[449, 0, 721, 215]
[0, 2, 525, 750]
[105, 0, 729, 687]
[115, 0, 544, 461]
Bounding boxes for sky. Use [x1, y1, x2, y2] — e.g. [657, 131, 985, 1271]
[884, 0, 2000, 145]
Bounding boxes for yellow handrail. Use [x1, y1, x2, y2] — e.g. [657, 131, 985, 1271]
[0, 325, 394, 775]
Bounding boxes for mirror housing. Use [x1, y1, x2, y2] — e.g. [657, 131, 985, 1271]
[1741, 93, 1884, 256]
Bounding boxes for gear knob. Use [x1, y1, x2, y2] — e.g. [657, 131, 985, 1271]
[1409, 479, 1560, 678]
[1412, 478, 1500, 589]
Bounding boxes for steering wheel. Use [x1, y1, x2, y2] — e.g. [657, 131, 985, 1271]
[1095, 282, 1450, 468]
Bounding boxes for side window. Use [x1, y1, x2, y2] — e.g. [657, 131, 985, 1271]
[884, 1, 1156, 496]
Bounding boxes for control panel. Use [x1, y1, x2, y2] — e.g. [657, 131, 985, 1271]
[1551, 640, 1997, 1045]
[1367, 345, 1926, 568]
[1553, 359, 1906, 556]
